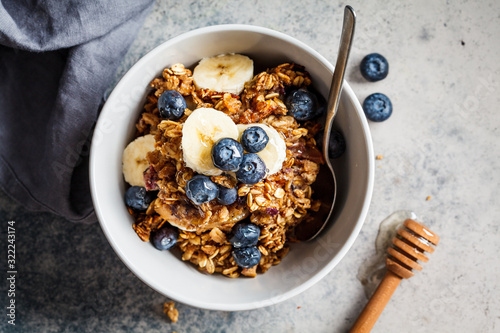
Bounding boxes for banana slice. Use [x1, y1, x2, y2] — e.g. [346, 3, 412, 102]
[237, 123, 287, 175]
[182, 107, 239, 176]
[192, 53, 254, 95]
[122, 134, 156, 187]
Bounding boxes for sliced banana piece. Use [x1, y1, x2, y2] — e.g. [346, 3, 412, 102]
[122, 134, 156, 187]
[192, 53, 254, 95]
[237, 123, 287, 175]
[182, 107, 239, 176]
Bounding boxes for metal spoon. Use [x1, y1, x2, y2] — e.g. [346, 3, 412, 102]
[295, 5, 356, 241]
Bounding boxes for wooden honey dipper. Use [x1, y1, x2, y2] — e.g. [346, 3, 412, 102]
[350, 219, 440, 333]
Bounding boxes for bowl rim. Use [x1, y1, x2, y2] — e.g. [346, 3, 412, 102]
[90, 23, 374, 311]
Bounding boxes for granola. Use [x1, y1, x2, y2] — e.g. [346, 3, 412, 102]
[163, 301, 179, 323]
[128, 60, 324, 277]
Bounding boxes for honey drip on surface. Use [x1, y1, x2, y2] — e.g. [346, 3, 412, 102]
[356, 211, 420, 298]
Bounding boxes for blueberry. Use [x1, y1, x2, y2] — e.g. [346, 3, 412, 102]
[151, 225, 178, 250]
[217, 186, 238, 205]
[157, 90, 187, 120]
[363, 93, 393, 122]
[360, 53, 389, 82]
[232, 246, 261, 268]
[241, 126, 269, 153]
[235, 153, 266, 185]
[229, 221, 261, 248]
[285, 88, 322, 121]
[211, 138, 244, 172]
[185, 175, 218, 205]
[316, 130, 346, 159]
[328, 130, 346, 158]
[125, 186, 155, 211]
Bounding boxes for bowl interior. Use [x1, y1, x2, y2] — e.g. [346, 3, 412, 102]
[90, 25, 374, 311]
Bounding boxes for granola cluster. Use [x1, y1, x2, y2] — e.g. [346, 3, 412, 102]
[163, 301, 179, 323]
[130, 61, 324, 278]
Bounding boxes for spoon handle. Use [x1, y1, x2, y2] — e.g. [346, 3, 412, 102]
[322, 5, 356, 159]
[350, 271, 402, 333]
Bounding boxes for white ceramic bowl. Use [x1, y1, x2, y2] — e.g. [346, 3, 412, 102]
[90, 24, 374, 311]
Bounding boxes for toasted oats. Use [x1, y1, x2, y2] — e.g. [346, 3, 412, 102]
[254, 196, 266, 206]
[274, 187, 285, 198]
[222, 266, 237, 274]
[247, 193, 253, 206]
[171, 63, 187, 75]
[189, 236, 201, 245]
[250, 188, 262, 195]
[220, 244, 232, 255]
[214, 99, 224, 109]
[265, 92, 280, 99]
[198, 253, 208, 268]
[209, 227, 227, 244]
[241, 266, 257, 278]
[293, 189, 305, 198]
[238, 186, 251, 196]
[206, 259, 216, 274]
[277, 72, 290, 83]
[218, 206, 229, 220]
[208, 249, 219, 260]
[293, 75, 304, 86]
[201, 244, 217, 255]
[182, 247, 195, 261]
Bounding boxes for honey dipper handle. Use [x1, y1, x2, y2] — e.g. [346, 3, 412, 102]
[350, 271, 402, 333]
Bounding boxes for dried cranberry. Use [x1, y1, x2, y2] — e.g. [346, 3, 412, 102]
[143, 165, 159, 191]
[266, 207, 278, 216]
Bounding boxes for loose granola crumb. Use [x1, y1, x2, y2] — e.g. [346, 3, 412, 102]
[163, 301, 179, 323]
[376, 155, 384, 160]
[426, 196, 432, 201]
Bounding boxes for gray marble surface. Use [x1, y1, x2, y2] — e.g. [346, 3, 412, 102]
[1, 0, 500, 332]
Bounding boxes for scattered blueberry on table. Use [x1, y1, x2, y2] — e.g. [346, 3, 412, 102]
[229, 221, 261, 248]
[151, 225, 179, 251]
[211, 138, 244, 171]
[216, 185, 238, 205]
[232, 246, 262, 268]
[241, 126, 269, 153]
[185, 175, 218, 205]
[125, 186, 156, 211]
[235, 153, 267, 185]
[285, 88, 322, 121]
[360, 53, 389, 82]
[157, 90, 187, 120]
[363, 93, 393, 122]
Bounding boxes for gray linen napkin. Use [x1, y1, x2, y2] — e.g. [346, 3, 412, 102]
[0, 0, 155, 223]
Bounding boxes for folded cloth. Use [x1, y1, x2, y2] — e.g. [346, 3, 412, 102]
[0, 0, 155, 223]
